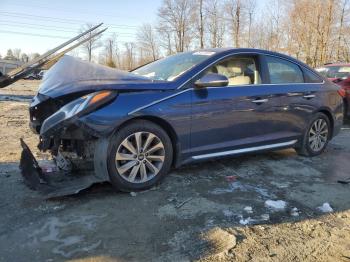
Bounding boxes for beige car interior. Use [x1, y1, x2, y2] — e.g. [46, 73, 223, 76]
[208, 58, 261, 86]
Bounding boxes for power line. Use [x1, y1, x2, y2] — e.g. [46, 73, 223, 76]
[0, 20, 135, 32]
[0, 30, 69, 39]
[0, 21, 138, 36]
[0, 11, 139, 29]
[0, 29, 137, 42]
[0, 22, 77, 33]
[2, 2, 142, 21]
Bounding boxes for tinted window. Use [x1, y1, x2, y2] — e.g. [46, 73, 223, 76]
[266, 56, 304, 84]
[206, 56, 261, 86]
[304, 69, 323, 83]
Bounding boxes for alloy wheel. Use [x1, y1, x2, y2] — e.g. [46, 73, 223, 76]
[115, 132, 165, 183]
[308, 118, 329, 152]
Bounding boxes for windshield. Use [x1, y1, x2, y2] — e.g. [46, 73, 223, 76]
[132, 51, 216, 81]
[316, 66, 350, 79]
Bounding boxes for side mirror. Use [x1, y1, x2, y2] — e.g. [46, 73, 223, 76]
[195, 73, 229, 88]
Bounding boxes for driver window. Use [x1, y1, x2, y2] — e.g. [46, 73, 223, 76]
[207, 56, 261, 86]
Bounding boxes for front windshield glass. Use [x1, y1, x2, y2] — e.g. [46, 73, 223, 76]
[132, 51, 216, 81]
[316, 66, 350, 79]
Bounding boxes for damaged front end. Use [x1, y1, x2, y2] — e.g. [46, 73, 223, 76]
[20, 90, 117, 198]
[20, 139, 106, 198]
[0, 23, 115, 197]
[2, 23, 168, 197]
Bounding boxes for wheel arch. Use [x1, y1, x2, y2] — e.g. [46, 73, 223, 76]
[115, 115, 181, 167]
[317, 108, 334, 138]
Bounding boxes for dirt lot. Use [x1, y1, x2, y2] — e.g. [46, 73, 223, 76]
[0, 80, 350, 262]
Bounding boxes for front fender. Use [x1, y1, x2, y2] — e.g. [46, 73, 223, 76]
[78, 90, 180, 137]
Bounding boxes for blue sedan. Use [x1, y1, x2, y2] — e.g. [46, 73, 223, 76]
[26, 48, 343, 192]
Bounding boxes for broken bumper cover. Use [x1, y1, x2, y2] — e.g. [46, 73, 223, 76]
[19, 139, 107, 198]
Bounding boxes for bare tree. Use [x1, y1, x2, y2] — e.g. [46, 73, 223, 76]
[282, 0, 346, 66]
[205, 0, 225, 48]
[4, 49, 16, 60]
[158, 0, 196, 52]
[137, 23, 160, 62]
[336, 0, 348, 61]
[103, 34, 119, 68]
[246, 0, 256, 47]
[20, 53, 29, 63]
[157, 24, 174, 55]
[226, 0, 243, 47]
[123, 42, 136, 70]
[94, 0, 350, 68]
[12, 48, 21, 60]
[80, 23, 102, 62]
[199, 0, 205, 48]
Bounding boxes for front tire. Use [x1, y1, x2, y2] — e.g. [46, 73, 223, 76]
[296, 113, 331, 157]
[106, 120, 173, 192]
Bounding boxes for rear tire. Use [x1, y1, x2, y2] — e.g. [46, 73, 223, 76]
[106, 120, 173, 192]
[296, 112, 331, 157]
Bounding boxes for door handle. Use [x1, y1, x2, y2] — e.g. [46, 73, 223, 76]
[252, 98, 268, 104]
[303, 94, 315, 99]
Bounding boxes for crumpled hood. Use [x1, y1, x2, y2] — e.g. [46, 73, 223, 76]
[39, 55, 172, 98]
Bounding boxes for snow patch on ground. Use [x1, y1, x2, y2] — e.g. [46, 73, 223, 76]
[223, 209, 234, 217]
[317, 202, 333, 213]
[265, 200, 287, 211]
[211, 181, 274, 198]
[260, 214, 270, 221]
[239, 217, 252, 225]
[243, 206, 253, 214]
[290, 207, 299, 217]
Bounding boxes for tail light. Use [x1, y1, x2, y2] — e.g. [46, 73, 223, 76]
[338, 88, 346, 98]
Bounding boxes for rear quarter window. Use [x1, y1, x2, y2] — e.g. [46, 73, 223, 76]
[303, 69, 324, 83]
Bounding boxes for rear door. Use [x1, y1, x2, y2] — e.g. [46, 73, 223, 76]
[262, 55, 323, 136]
[189, 54, 292, 159]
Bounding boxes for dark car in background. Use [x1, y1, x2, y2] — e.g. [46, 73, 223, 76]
[27, 48, 343, 192]
[316, 63, 350, 118]
[23, 70, 43, 80]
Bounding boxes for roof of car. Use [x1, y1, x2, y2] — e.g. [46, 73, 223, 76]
[198, 47, 300, 59]
[199, 47, 282, 54]
[195, 47, 312, 69]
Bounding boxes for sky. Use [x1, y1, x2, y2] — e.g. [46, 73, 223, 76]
[0, 0, 269, 58]
[0, 0, 163, 56]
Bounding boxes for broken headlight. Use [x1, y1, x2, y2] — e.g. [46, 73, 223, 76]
[40, 90, 117, 135]
[69, 90, 117, 117]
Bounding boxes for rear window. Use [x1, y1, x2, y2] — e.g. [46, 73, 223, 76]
[266, 56, 304, 84]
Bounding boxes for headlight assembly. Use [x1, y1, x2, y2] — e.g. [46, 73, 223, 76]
[40, 90, 117, 135]
[70, 90, 117, 117]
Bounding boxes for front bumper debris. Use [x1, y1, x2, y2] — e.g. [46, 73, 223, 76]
[19, 139, 107, 198]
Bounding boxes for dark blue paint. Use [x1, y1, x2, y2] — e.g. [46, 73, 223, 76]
[32, 48, 344, 166]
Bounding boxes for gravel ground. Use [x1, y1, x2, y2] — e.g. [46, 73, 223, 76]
[0, 80, 349, 262]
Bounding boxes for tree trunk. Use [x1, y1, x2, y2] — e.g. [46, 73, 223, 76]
[199, 0, 204, 48]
